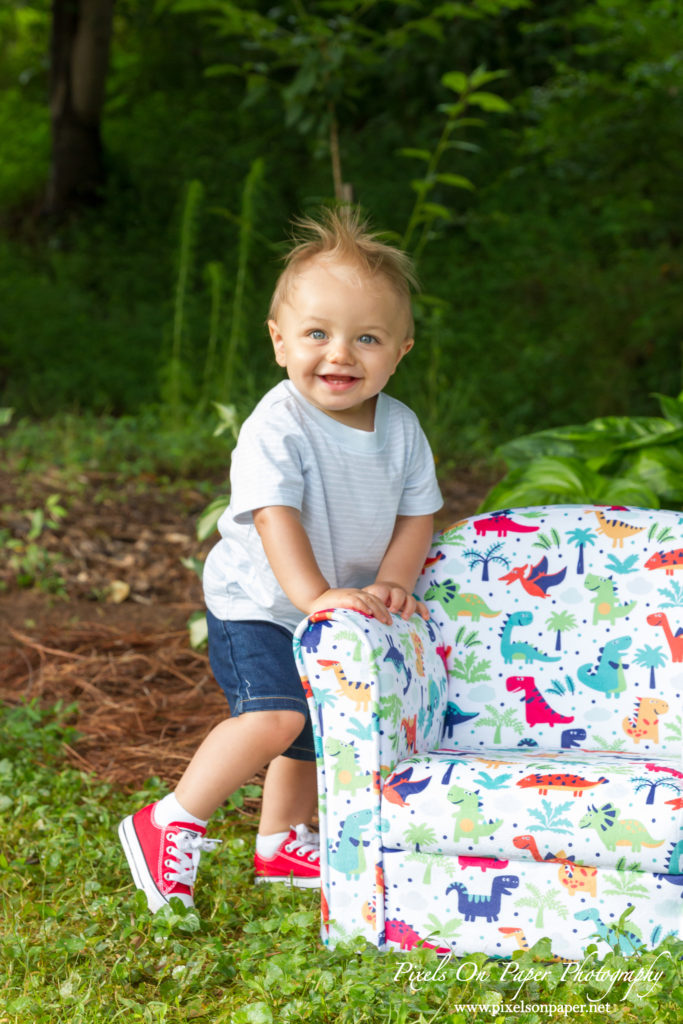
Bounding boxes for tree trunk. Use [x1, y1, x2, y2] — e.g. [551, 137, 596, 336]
[46, 0, 115, 215]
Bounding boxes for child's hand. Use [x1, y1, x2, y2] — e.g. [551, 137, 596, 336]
[308, 588, 396, 625]
[364, 581, 430, 621]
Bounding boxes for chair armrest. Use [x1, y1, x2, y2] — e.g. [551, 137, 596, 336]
[293, 607, 448, 947]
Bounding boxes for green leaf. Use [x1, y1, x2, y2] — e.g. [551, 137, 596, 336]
[466, 90, 513, 112]
[196, 495, 230, 541]
[419, 202, 453, 221]
[469, 67, 509, 89]
[441, 71, 468, 94]
[398, 147, 432, 162]
[435, 172, 475, 190]
[654, 392, 683, 427]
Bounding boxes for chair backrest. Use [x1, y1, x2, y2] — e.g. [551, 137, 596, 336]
[416, 505, 683, 757]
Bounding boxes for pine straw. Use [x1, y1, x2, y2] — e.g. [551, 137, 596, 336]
[1, 624, 265, 816]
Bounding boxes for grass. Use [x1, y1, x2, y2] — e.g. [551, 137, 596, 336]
[1, 702, 682, 1023]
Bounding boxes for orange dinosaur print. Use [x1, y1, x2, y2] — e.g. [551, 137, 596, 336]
[647, 612, 683, 662]
[622, 696, 669, 743]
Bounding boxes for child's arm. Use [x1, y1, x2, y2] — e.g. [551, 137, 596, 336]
[365, 513, 434, 620]
[252, 505, 397, 624]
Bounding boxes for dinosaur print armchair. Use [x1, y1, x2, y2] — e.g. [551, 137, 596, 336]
[293, 505, 683, 959]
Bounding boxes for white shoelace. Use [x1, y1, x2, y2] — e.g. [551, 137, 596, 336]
[285, 823, 320, 862]
[165, 829, 221, 885]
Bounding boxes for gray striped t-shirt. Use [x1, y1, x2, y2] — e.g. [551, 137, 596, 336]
[203, 380, 443, 631]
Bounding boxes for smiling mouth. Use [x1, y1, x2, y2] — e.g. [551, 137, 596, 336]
[320, 374, 359, 386]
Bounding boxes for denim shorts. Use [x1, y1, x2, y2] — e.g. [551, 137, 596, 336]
[206, 610, 315, 761]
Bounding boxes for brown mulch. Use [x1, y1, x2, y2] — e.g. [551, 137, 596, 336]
[0, 463, 495, 807]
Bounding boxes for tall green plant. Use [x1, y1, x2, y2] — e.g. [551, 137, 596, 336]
[401, 67, 511, 265]
[217, 156, 265, 401]
[163, 178, 204, 419]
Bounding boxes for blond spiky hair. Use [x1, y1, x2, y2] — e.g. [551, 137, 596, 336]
[268, 206, 418, 335]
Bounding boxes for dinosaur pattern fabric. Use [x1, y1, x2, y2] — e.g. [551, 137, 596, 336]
[293, 505, 683, 959]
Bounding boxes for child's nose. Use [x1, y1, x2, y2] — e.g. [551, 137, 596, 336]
[327, 337, 354, 362]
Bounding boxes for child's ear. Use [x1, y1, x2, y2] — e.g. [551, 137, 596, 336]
[268, 319, 287, 367]
[394, 337, 414, 368]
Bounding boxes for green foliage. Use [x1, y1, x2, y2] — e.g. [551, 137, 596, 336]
[482, 390, 683, 511]
[2, 0, 683, 475]
[1, 493, 68, 594]
[1, 407, 235, 479]
[1, 700, 682, 1023]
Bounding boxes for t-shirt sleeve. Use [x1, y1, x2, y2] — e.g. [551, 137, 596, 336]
[227, 416, 305, 525]
[397, 420, 443, 517]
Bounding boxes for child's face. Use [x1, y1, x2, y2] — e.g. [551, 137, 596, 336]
[268, 259, 413, 430]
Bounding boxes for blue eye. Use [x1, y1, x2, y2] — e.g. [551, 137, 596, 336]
[308, 329, 326, 340]
[358, 334, 379, 345]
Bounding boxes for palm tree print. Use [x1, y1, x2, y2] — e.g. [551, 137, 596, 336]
[567, 527, 596, 574]
[527, 798, 573, 834]
[475, 705, 523, 745]
[404, 823, 438, 852]
[632, 774, 683, 806]
[451, 650, 491, 685]
[463, 542, 510, 582]
[545, 610, 577, 651]
[634, 644, 667, 690]
[515, 884, 568, 929]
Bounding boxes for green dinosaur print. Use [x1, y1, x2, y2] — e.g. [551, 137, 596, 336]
[325, 737, 370, 795]
[447, 784, 503, 844]
[584, 573, 636, 626]
[578, 803, 665, 852]
[423, 580, 500, 622]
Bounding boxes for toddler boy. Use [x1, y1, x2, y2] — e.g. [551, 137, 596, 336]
[118, 207, 442, 910]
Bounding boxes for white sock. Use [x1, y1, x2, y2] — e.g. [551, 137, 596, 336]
[154, 792, 209, 830]
[256, 829, 290, 858]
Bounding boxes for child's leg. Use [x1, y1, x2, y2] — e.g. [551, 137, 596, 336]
[118, 708, 305, 913]
[174, 709, 306, 822]
[259, 755, 317, 834]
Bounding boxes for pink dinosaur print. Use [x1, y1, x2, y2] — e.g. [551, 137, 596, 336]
[474, 513, 539, 538]
[458, 855, 509, 872]
[646, 762, 683, 780]
[436, 643, 451, 674]
[506, 675, 574, 727]
[383, 919, 451, 952]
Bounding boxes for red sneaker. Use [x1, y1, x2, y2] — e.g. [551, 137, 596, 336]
[254, 824, 320, 888]
[118, 802, 220, 912]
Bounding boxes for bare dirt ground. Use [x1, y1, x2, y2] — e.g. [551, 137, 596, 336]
[0, 465, 495, 807]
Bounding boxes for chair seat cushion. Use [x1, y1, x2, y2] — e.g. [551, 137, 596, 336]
[380, 748, 683, 874]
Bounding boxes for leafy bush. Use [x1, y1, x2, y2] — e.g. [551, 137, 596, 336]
[481, 391, 683, 511]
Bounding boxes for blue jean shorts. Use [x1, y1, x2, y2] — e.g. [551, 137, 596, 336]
[206, 610, 315, 761]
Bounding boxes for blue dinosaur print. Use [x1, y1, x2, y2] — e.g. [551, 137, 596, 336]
[383, 634, 412, 693]
[499, 611, 561, 665]
[301, 616, 333, 653]
[443, 701, 479, 738]
[328, 809, 373, 879]
[577, 637, 631, 698]
[561, 727, 587, 749]
[446, 875, 520, 922]
[574, 908, 643, 954]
